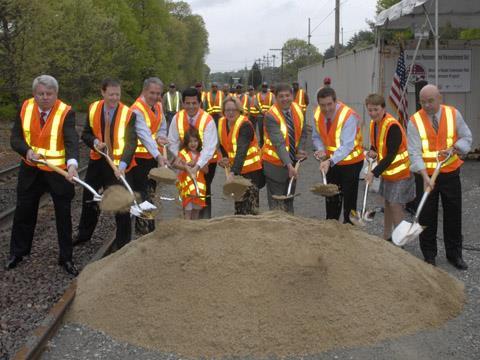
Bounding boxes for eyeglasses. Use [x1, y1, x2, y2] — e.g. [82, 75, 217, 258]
[224, 108, 238, 113]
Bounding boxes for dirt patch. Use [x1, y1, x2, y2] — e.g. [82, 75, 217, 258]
[68, 212, 465, 358]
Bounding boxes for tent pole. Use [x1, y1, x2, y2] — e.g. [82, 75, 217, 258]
[435, 0, 439, 85]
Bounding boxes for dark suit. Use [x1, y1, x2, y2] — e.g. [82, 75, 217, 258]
[263, 105, 307, 214]
[77, 104, 138, 250]
[9, 107, 78, 262]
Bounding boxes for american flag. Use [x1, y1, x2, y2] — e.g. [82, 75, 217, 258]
[388, 48, 409, 126]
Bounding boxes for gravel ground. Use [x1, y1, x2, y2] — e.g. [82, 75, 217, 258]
[42, 155, 480, 360]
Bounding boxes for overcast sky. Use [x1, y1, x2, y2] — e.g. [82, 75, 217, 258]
[186, 0, 379, 73]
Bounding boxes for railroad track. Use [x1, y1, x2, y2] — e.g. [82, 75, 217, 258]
[0, 163, 19, 184]
[0, 165, 88, 229]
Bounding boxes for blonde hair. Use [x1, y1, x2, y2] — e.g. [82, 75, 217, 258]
[222, 95, 244, 114]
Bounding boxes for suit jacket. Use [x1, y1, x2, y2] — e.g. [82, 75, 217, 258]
[10, 107, 78, 193]
[263, 105, 307, 183]
[81, 103, 138, 166]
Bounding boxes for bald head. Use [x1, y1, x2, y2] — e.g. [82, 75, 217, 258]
[419, 84, 442, 114]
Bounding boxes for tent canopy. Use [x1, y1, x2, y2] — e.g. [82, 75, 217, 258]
[375, 0, 480, 29]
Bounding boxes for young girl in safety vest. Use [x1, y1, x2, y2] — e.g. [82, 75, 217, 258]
[175, 128, 208, 220]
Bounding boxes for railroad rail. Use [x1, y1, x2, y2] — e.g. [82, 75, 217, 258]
[0, 165, 88, 229]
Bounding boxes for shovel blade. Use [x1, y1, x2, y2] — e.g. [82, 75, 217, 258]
[392, 220, 423, 246]
[349, 210, 365, 227]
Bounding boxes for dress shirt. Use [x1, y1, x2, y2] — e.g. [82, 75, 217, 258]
[407, 107, 472, 172]
[39, 107, 78, 169]
[132, 98, 167, 160]
[312, 103, 358, 165]
[167, 110, 218, 168]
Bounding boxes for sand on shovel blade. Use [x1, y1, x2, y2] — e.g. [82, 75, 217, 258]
[148, 167, 177, 184]
[99, 185, 134, 212]
[223, 176, 251, 201]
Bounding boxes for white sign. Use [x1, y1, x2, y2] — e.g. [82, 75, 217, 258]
[404, 50, 471, 93]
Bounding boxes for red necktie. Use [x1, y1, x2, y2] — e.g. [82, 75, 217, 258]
[40, 112, 47, 128]
[326, 118, 332, 133]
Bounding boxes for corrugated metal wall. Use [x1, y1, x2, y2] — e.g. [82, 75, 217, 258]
[299, 41, 480, 150]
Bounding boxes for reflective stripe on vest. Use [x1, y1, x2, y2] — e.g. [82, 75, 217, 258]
[218, 115, 262, 174]
[177, 149, 206, 207]
[249, 95, 260, 115]
[88, 100, 133, 166]
[21, 98, 70, 169]
[411, 105, 462, 174]
[206, 91, 224, 114]
[369, 114, 410, 180]
[166, 91, 180, 112]
[313, 104, 364, 165]
[131, 98, 162, 158]
[257, 92, 273, 112]
[262, 103, 304, 166]
[294, 89, 306, 112]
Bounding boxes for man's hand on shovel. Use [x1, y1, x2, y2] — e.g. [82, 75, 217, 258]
[66, 164, 78, 184]
[319, 158, 331, 175]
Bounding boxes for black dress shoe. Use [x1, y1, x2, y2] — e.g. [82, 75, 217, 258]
[424, 257, 436, 266]
[5, 255, 23, 270]
[59, 260, 79, 276]
[447, 257, 468, 270]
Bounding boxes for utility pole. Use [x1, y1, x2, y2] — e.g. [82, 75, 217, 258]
[335, 0, 340, 57]
[308, 17, 311, 46]
[270, 48, 284, 80]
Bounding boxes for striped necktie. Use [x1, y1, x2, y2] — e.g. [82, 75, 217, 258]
[284, 110, 296, 162]
[432, 114, 439, 133]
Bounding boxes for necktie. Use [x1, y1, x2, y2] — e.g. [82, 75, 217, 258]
[326, 118, 332, 133]
[285, 110, 296, 162]
[189, 117, 195, 126]
[40, 112, 47, 128]
[104, 110, 113, 156]
[432, 114, 439, 133]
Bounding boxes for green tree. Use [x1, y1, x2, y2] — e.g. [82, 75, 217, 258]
[376, 0, 401, 14]
[282, 38, 323, 81]
[248, 62, 262, 89]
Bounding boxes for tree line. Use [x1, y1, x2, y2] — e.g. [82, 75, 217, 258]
[0, 0, 209, 119]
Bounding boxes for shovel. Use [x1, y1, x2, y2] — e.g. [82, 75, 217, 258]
[392, 151, 452, 246]
[186, 167, 210, 200]
[311, 168, 340, 197]
[349, 157, 376, 226]
[222, 166, 252, 201]
[272, 160, 302, 200]
[148, 144, 177, 185]
[95, 147, 157, 219]
[31, 157, 103, 202]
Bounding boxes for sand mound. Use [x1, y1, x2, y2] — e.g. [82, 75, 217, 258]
[69, 212, 465, 358]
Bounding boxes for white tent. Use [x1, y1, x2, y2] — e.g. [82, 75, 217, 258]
[375, 0, 480, 85]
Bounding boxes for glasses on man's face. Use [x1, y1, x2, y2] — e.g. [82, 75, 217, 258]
[224, 108, 238, 113]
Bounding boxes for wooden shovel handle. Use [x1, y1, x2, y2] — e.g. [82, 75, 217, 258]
[33, 159, 69, 178]
[95, 146, 118, 172]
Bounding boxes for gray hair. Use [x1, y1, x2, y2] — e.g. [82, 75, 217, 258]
[32, 75, 59, 93]
[143, 77, 163, 90]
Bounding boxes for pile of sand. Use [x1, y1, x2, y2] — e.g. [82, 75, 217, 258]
[69, 212, 465, 358]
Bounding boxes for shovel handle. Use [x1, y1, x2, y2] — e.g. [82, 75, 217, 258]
[95, 146, 118, 173]
[32, 158, 69, 178]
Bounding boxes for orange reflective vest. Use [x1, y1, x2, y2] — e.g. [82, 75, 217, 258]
[176, 109, 219, 163]
[410, 105, 463, 175]
[262, 103, 304, 166]
[313, 103, 364, 165]
[248, 95, 260, 116]
[177, 149, 206, 208]
[218, 115, 262, 174]
[293, 89, 307, 113]
[130, 97, 163, 159]
[206, 91, 224, 115]
[257, 92, 274, 113]
[369, 113, 410, 181]
[239, 94, 249, 115]
[88, 100, 136, 169]
[20, 98, 71, 171]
